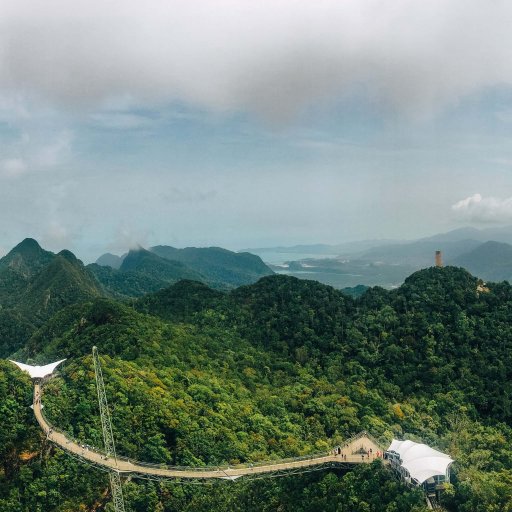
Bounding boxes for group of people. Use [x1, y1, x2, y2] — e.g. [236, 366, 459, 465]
[361, 448, 385, 459]
[333, 446, 385, 461]
[332, 446, 348, 460]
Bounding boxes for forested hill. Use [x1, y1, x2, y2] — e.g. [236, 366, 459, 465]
[232, 268, 512, 422]
[0, 239, 103, 356]
[2, 265, 512, 510]
[0, 239, 273, 356]
[150, 245, 274, 288]
[91, 245, 274, 296]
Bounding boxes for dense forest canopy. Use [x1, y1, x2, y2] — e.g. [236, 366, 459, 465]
[1, 255, 512, 510]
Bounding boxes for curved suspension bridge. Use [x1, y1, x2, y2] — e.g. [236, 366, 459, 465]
[33, 382, 385, 481]
[15, 352, 443, 512]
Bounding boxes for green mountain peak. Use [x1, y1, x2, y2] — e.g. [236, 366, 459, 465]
[0, 238, 54, 277]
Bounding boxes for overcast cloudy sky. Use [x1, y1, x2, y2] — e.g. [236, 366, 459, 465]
[1, 0, 512, 261]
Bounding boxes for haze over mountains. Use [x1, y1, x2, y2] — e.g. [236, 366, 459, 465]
[2, 226, 512, 359]
[248, 226, 512, 289]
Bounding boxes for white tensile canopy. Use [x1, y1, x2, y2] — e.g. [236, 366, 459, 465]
[9, 359, 66, 379]
[388, 439, 453, 484]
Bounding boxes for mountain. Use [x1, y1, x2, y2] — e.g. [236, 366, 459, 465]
[0, 238, 54, 278]
[0, 241, 105, 357]
[95, 252, 124, 269]
[4, 266, 512, 510]
[358, 239, 482, 267]
[247, 229, 507, 288]
[90, 247, 205, 298]
[135, 279, 224, 322]
[420, 227, 483, 243]
[422, 225, 512, 244]
[243, 240, 407, 262]
[450, 241, 512, 282]
[0, 240, 101, 310]
[20, 250, 103, 320]
[120, 247, 203, 281]
[244, 227, 512, 267]
[93, 245, 273, 294]
[0, 238, 55, 304]
[150, 245, 273, 288]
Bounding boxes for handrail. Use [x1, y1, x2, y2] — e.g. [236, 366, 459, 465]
[343, 430, 387, 450]
[35, 383, 386, 477]
[39, 401, 334, 471]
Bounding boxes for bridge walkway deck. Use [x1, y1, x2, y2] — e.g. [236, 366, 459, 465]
[33, 384, 385, 480]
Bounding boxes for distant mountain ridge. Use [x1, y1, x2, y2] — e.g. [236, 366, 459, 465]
[247, 226, 512, 260]
[94, 245, 273, 294]
[95, 252, 124, 269]
[150, 245, 273, 288]
[248, 226, 512, 288]
[120, 247, 203, 280]
[244, 239, 408, 258]
[450, 241, 512, 282]
[422, 225, 512, 244]
[4, 230, 512, 360]
[358, 239, 482, 266]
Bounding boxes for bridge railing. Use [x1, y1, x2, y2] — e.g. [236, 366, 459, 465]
[37, 402, 114, 459]
[38, 401, 340, 472]
[37, 391, 382, 474]
[336, 430, 386, 452]
[119, 450, 335, 473]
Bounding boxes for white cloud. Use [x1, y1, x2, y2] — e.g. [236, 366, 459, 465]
[487, 157, 512, 166]
[0, 1, 512, 121]
[0, 130, 72, 180]
[89, 112, 155, 130]
[107, 225, 154, 254]
[160, 186, 217, 204]
[35, 131, 72, 167]
[40, 220, 73, 251]
[452, 193, 512, 223]
[495, 109, 512, 123]
[1, 158, 27, 177]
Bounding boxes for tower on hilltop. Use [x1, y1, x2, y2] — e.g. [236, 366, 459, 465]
[435, 250, 443, 268]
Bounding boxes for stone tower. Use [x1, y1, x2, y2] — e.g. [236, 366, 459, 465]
[435, 250, 443, 267]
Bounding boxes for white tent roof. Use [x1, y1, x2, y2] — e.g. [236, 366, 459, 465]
[9, 359, 66, 379]
[388, 439, 453, 484]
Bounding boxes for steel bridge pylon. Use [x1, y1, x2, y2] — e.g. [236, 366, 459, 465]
[92, 346, 126, 512]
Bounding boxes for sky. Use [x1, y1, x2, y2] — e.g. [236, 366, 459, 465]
[1, 0, 512, 262]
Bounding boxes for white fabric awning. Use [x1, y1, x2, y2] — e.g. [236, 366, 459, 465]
[388, 439, 453, 484]
[9, 359, 66, 379]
